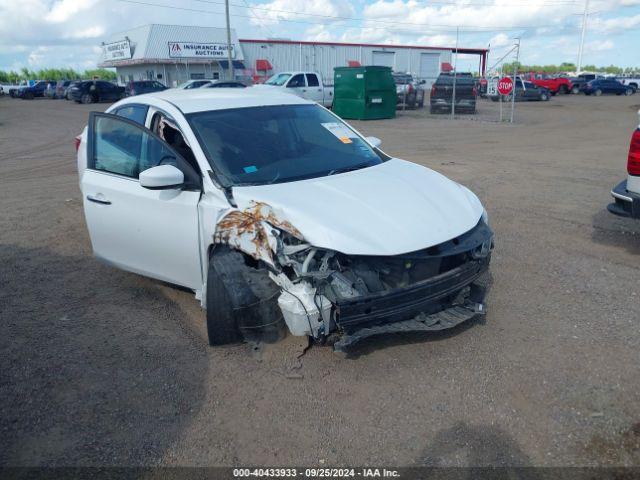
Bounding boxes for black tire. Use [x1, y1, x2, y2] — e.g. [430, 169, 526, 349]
[560, 85, 569, 94]
[23, 91, 33, 100]
[625, 88, 633, 96]
[594, 89, 602, 96]
[81, 93, 93, 104]
[540, 92, 549, 101]
[206, 250, 243, 346]
[571, 86, 580, 94]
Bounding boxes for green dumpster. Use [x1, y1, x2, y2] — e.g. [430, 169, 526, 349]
[333, 66, 396, 120]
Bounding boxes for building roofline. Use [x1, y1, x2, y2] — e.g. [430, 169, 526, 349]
[238, 38, 488, 54]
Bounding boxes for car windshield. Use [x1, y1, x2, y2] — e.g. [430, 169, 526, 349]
[265, 73, 292, 86]
[188, 104, 383, 186]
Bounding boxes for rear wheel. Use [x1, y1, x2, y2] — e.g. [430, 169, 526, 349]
[540, 92, 549, 101]
[81, 93, 93, 104]
[625, 88, 633, 96]
[560, 85, 569, 94]
[594, 89, 602, 96]
[571, 85, 580, 94]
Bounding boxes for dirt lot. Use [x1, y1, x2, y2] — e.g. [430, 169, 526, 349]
[1, 94, 639, 468]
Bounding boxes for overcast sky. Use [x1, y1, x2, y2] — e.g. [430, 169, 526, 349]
[0, 0, 639, 72]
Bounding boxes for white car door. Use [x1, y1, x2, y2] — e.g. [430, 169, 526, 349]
[304, 73, 324, 104]
[285, 73, 307, 100]
[80, 112, 202, 289]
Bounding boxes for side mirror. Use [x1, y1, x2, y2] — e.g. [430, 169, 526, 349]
[139, 164, 184, 190]
[366, 136, 382, 148]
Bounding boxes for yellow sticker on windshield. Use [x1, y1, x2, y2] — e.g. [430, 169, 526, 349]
[339, 136, 352, 144]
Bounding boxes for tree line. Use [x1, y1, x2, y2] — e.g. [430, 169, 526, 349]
[500, 62, 639, 75]
[0, 68, 117, 84]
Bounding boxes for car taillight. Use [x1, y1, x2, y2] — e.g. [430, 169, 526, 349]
[431, 85, 436, 96]
[75, 135, 81, 153]
[628, 129, 640, 176]
[472, 86, 478, 97]
[407, 84, 413, 93]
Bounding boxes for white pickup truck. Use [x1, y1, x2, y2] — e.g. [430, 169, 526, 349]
[608, 110, 640, 219]
[255, 71, 334, 108]
[76, 88, 492, 352]
[617, 76, 640, 92]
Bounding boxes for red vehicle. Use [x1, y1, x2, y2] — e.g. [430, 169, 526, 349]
[522, 73, 573, 95]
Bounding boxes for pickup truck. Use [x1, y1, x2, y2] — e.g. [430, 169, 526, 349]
[256, 71, 334, 108]
[569, 73, 601, 94]
[430, 73, 477, 114]
[608, 110, 640, 219]
[522, 72, 572, 95]
[76, 88, 493, 352]
[616, 76, 640, 92]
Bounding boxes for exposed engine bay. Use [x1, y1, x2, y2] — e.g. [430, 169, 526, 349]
[212, 202, 493, 350]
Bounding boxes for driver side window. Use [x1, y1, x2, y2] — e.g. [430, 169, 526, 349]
[287, 74, 305, 88]
[92, 115, 181, 179]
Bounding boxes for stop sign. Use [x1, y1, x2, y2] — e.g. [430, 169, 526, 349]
[497, 77, 514, 95]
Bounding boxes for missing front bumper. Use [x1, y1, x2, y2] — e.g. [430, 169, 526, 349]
[332, 262, 491, 352]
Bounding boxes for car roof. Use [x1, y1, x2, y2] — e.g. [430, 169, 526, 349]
[118, 88, 313, 114]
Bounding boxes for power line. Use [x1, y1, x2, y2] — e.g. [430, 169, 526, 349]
[194, 0, 582, 26]
[114, 0, 581, 33]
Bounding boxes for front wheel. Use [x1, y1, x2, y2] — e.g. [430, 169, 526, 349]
[560, 85, 569, 94]
[81, 93, 93, 104]
[540, 92, 549, 101]
[625, 89, 633, 96]
[206, 252, 243, 346]
[594, 89, 602, 96]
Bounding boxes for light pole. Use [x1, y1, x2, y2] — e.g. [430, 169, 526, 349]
[225, 0, 234, 80]
[577, 0, 590, 73]
[510, 37, 520, 124]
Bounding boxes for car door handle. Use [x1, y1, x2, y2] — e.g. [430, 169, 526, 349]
[86, 195, 111, 205]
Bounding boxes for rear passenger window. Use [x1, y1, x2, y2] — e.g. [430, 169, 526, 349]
[306, 74, 319, 87]
[115, 105, 149, 126]
[92, 115, 178, 179]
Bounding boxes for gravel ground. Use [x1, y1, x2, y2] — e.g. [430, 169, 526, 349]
[1, 94, 639, 467]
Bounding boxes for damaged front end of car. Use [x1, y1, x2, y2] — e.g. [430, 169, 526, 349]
[212, 201, 494, 351]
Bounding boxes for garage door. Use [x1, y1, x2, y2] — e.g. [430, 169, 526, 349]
[372, 51, 395, 69]
[419, 53, 440, 87]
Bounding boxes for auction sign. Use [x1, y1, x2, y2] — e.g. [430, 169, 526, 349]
[102, 40, 132, 62]
[168, 42, 236, 59]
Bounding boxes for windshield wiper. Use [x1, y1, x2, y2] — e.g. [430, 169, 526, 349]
[327, 163, 372, 176]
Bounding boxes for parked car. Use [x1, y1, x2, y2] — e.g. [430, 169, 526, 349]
[522, 72, 572, 95]
[430, 73, 477, 114]
[489, 79, 550, 102]
[258, 72, 334, 108]
[206, 80, 246, 89]
[175, 79, 213, 89]
[8, 81, 29, 97]
[64, 81, 81, 100]
[392, 73, 425, 109]
[75, 89, 493, 351]
[568, 73, 600, 94]
[18, 80, 55, 99]
[49, 80, 73, 99]
[608, 110, 640, 219]
[69, 80, 126, 104]
[582, 78, 634, 96]
[127, 80, 167, 96]
[615, 76, 640, 93]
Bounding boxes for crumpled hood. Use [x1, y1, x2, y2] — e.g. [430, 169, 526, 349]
[231, 158, 484, 256]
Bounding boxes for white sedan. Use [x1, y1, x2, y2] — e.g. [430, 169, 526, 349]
[77, 89, 493, 351]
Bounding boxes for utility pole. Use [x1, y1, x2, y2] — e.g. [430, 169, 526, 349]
[577, 0, 590, 73]
[450, 26, 459, 120]
[225, 0, 234, 80]
[510, 37, 520, 124]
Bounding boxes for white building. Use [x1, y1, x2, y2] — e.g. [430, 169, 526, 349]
[99, 24, 488, 88]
